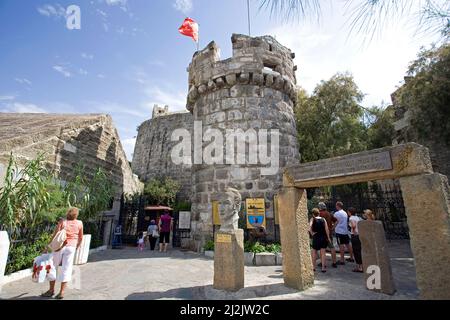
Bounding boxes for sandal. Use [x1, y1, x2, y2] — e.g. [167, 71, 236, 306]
[352, 269, 364, 273]
[55, 293, 64, 300]
[321, 269, 327, 273]
[40, 290, 54, 298]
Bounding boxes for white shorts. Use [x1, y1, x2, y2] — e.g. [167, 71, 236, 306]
[52, 246, 76, 282]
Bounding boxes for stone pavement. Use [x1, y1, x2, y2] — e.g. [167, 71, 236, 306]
[0, 240, 419, 300]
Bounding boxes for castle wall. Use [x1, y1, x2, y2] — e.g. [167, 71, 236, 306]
[187, 34, 301, 243]
[132, 110, 193, 201]
[0, 113, 142, 197]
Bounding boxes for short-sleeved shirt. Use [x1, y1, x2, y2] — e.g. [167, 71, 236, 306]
[59, 220, 83, 247]
[349, 215, 362, 235]
[319, 210, 337, 232]
[160, 214, 172, 233]
[334, 210, 349, 235]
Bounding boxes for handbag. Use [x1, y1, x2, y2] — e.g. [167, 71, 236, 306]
[48, 220, 67, 252]
[152, 228, 160, 238]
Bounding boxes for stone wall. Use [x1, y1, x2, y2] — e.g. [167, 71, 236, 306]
[0, 113, 142, 198]
[187, 34, 300, 244]
[132, 106, 194, 201]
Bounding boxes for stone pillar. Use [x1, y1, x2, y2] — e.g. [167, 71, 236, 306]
[277, 186, 314, 290]
[359, 220, 396, 295]
[400, 173, 450, 300]
[103, 218, 113, 247]
[213, 230, 244, 291]
[0, 231, 10, 284]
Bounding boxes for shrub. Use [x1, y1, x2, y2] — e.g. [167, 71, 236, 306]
[6, 232, 52, 275]
[244, 241, 266, 253]
[203, 240, 214, 251]
[265, 243, 281, 253]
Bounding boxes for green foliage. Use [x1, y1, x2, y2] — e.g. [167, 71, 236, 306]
[144, 178, 180, 207]
[203, 240, 215, 251]
[244, 241, 266, 253]
[265, 243, 282, 253]
[365, 106, 396, 149]
[6, 232, 52, 275]
[396, 43, 450, 145]
[295, 73, 368, 163]
[173, 201, 192, 212]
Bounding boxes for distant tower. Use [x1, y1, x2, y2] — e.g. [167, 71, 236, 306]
[187, 34, 300, 244]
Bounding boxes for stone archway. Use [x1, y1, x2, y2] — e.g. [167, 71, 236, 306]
[278, 143, 450, 299]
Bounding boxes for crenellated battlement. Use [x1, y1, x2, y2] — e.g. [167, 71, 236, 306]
[186, 34, 298, 111]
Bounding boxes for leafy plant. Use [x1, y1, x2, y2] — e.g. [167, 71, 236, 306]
[5, 232, 52, 275]
[203, 240, 215, 251]
[265, 243, 282, 254]
[244, 241, 267, 253]
[144, 178, 180, 207]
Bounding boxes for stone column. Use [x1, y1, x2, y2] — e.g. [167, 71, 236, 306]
[359, 220, 396, 295]
[400, 173, 450, 300]
[0, 231, 10, 284]
[277, 186, 314, 291]
[213, 230, 244, 291]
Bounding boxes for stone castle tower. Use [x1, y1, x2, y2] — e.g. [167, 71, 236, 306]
[187, 34, 300, 244]
[132, 105, 193, 201]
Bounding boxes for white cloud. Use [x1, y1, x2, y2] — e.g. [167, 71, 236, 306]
[173, 0, 193, 15]
[37, 4, 66, 18]
[81, 53, 94, 60]
[15, 78, 32, 86]
[53, 65, 72, 78]
[97, 74, 106, 79]
[0, 102, 47, 113]
[105, 0, 127, 6]
[143, 86, 187, 112]
[79, 68, 88, 75]
[0, 95, 16, 101]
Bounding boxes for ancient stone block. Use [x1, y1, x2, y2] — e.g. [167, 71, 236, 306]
[225, 74, 237, 86]
[359, 220, 396, 295]
[277, 186, 314, 290]
[213, 230, 244, 291]
[400, 173, 450, 300]
[255, 253, 276, 266]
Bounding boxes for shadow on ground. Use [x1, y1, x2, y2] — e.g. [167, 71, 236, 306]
[126, 283, 298, 300]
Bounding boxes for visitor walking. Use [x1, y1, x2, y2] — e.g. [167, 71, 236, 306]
[310, 208, 331, 273]
[348, 207, 363, 273]
[41, 207, 83, 300]
[334, 202, 354, 265]
[364, 209, 376, 221]
[137, 232, 145, 251]
[147, 220, 159, 251]
[159, 211, 173, 252]
[318, 202, 338, 268]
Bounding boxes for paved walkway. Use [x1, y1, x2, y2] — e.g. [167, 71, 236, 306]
[0, 240, 419, 300]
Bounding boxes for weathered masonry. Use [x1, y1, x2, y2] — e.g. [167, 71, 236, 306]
[187, 34, 300, 246]
[278, 143, 450, 300]
[132, 105, 193, 201]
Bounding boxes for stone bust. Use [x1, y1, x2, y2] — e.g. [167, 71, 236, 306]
[218, 188, 241, 232]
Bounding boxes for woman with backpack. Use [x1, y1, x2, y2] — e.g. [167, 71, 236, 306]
[147, 220, 159, 251]
[310, 208, 331, 273]
[41, 207, 83, 299]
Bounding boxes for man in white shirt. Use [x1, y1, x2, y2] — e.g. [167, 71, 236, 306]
[334, 201, 354, 266]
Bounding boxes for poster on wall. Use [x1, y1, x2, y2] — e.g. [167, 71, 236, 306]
[212, 201, 221, 225]
[178, 211, 191, 229]
[246, 198, 266, 229]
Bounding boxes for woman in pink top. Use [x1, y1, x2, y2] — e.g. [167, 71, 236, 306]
[41, 207, 83, 299]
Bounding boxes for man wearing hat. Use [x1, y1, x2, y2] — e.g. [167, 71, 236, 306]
[318, 202, 338, 268]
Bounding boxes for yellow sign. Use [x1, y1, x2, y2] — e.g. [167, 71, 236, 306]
[212, 201, 221, 226]
[216, 234, 232, 243]
[274, 195, 279, 225]
[246, 198, 266, 229]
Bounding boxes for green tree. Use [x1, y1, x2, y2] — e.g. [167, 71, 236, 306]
[395, 43, 450, 145]
[144, 178, 180, 207]
[365, 105, 396, 149]
[294, 73, 367, 162]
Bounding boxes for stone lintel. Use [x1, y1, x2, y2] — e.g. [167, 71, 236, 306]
[287, 143, 433, 188]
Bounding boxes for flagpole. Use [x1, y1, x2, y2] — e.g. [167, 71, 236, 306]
[247, 0, 251, 36]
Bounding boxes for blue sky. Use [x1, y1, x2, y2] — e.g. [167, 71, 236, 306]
[0, 0, 439, 160]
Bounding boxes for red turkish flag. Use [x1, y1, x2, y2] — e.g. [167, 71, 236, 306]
[178, 17, 199, 43]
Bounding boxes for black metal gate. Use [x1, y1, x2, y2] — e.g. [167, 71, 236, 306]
[318, 183, 410, 240]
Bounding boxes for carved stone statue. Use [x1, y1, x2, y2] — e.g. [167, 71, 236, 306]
[218, 188, 241, 232]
